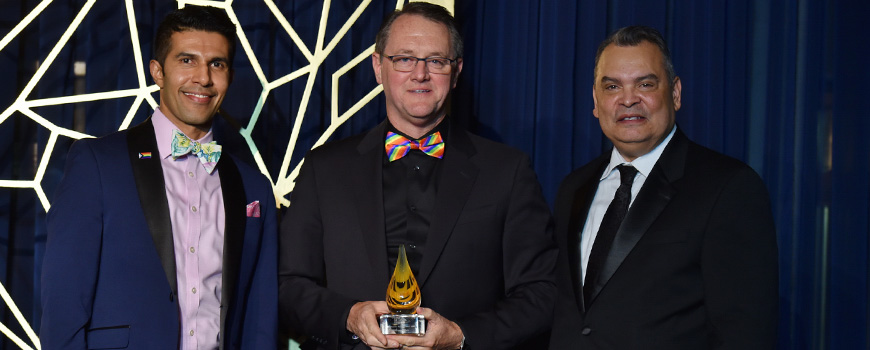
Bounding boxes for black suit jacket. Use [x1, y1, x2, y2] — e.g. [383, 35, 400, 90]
[279, 119, 557, 350]
[549, 129, 778, 349]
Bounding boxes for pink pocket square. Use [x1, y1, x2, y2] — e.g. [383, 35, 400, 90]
[246, 201, 261, 218]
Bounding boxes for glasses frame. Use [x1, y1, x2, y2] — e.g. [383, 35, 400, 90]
[383, 54, 459, 74]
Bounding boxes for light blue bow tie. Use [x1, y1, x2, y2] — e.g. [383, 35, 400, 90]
[170, 129, 222, 174]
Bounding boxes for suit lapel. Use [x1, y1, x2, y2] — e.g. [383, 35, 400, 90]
[354, 121, 391, 286]
[418, 126, 478, 286]
[127, 118, 177, 295]
[587, 130, 688, 305]
[566, 156, 608, 312]
[216, 155, 246, 342]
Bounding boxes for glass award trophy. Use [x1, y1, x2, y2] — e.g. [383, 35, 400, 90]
[379, 245, 426, 335]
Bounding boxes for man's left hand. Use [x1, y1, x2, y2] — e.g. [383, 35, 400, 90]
[386, 307, 464, 350]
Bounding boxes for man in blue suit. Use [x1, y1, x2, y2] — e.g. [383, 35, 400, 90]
[40, 6, 278, 349]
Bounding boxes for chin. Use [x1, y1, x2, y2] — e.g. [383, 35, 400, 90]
[406, 110, 439, 120]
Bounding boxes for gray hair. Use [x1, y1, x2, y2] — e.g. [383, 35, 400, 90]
[375, 2, 463, 59]
[593, 25, 675, 87]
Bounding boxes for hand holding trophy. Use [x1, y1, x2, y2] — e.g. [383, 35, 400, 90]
[379, 245, 426, 335]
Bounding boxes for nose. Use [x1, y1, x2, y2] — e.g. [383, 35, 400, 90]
[409, 59, 430, 82]
[619, 86, 640, 107]
[191, 64, 212, 86]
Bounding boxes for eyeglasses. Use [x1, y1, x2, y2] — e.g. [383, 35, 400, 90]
[384, 55, 458, 74]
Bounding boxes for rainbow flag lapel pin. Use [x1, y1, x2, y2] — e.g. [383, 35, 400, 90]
[138, 152, 152, 159]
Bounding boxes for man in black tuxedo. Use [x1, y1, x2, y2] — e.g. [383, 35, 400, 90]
[549, 26, 778, 349]
[279, 3, 556, 350]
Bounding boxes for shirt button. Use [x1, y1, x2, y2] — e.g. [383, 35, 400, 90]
[409, 205, 416, 211]
[192, 287, 197, 294]
[189, 247, 195, 253]
[188, 171, 194, 177]
[191, 206, 197, 212]
[581, 327, 592, 336]
[414, 166, 420, 171]
[190, 330, 195, 336]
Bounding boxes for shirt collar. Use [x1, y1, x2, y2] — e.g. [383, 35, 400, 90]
[151, 108, 215, 160]
[601, 125, 677, 181]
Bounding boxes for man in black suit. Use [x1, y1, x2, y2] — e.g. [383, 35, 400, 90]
[279, 3, 556, 350]
[549, 26, 778, 349]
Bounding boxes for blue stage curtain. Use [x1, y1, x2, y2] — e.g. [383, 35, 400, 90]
[454, 1, 866, 349]
[829, 1, 870, 348]
[0, 0, 866, 349]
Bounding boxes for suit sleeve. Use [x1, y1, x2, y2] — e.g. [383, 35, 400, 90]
[278, 155, 359, 350]
[702, 167, 778, 349]
[455, 154, 558, 349]
[40, 140, 103, 350]
[240, 176, 280, 348]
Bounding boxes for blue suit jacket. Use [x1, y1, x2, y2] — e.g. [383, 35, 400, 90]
[41, 119, 278, 349]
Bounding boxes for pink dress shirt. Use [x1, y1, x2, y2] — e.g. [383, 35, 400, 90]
[152, 109, 224, 350]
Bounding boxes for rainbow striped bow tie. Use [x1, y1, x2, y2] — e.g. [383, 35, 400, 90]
[385, 131, 445, 162]
[170, 129, 222, 174]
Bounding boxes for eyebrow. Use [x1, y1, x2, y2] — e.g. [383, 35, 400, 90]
[174, 52, 229, 63]
[391, 49, 450, 57]
[635, 74, 660, 83]
[600, 74, 660, 84]
[600, 76, 619, 84]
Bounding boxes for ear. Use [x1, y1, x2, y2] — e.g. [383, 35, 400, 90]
[592, 84, 600, 119]
[451, 58, 464, 88]
[372, 53, 383, 85]
[149, 59, 164, 88]
[671, 76, 682, 111]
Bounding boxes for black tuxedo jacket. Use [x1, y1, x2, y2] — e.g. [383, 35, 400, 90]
[549, 129, 778, 349]
[279, 119, 557, 350]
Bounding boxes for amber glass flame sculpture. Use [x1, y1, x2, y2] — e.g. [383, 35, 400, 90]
[387, 245, 421, 313]
[379, 245, 426, 335]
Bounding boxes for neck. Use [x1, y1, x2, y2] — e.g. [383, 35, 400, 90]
[614, 125, 676, 162]
[389, 114, 445, 139]
[157, 108, 213, 141]
[615, 143, 654, 163]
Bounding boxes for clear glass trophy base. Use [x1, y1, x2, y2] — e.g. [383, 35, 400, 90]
[379, 314, 426, 335]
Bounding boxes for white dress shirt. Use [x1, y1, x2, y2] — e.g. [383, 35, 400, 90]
[579, 126, 677, 282]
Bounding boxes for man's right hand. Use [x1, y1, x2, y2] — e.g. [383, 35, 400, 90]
[347, 301, 400, 349]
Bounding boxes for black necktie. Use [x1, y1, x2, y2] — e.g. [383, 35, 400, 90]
[584, 164, 638, 308]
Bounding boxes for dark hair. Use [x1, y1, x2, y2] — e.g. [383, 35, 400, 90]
[375, 2, 463, 59]
[593, 25, 675, 87]
[153, 5, 236, 67]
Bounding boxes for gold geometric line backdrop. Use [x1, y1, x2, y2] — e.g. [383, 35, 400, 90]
[0, 0, 452, 349]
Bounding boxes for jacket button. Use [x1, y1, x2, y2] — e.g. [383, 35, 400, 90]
[581, 327, 592, 336]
